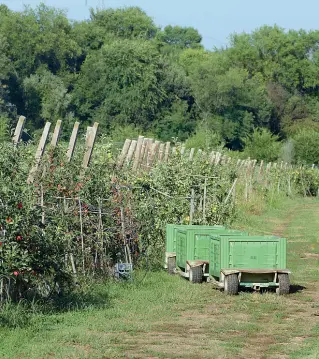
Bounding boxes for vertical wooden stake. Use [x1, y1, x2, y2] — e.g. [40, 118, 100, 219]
[140, 138, 149, 164]
[203, 177, 207, 224]
[117, 139, 132, 169]
[98, 198, 104, 271]
[189, 189, 195, 225]
[85, 126, 92, 145]
[51, 120, 62, 148]
[121, 207, 132, 265]
[82, 122, 99, 169]
[66, 122, 80, 162]
[12, 116, 26, 146]
[210, 151, 216, 164]
[27, 122, 51, 184]
[164, 142, 171, 162]
[41, 184, 45, 225]
[148, 140, 160, 168]
[145, 139, 154, 169]
[126, 140, 137, 165]
[172, 146, 176, 155]
[133, 136, 144, 171]
[158, 143, 165, 162]
[78, 198, 85, 273]
[225, 178, 238, 204]
[189, 148, 195, 161]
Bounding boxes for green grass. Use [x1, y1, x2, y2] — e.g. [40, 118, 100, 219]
[0, 197, 319, 358]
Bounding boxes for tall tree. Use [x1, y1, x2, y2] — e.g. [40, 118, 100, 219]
[73, 39, 164, 129]
[157, 25, 202, 49]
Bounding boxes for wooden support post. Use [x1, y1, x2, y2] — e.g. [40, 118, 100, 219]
[140, 139, 150, 168]
[203, 177, 207, 224]
[210, 151, 215, 164]
[78, 198, 85, 273]
[148, 140, 160, 168]
[145, 139, 154, 168]
[225, 178, 238, 204]
[133, 136, 144, 171]
[12, 116, 26, 146]
[189, 148, 195, 161]
[82, 122, 99, 169]
[27, 122, 51, 184]
[126, 140, 137, 165]
[215, 152, 221, 165]
[117, 139, 132, 168]
[258, 160, 264, 178]
[85, 126, 92, 145]
[164, 142, 171, 162]
[51, 120, 62, 148]
[158, 143, 165, 162]
[66, 122, 80, 162]
[189, 188, 195, 225]
[140, 138, 148, 163]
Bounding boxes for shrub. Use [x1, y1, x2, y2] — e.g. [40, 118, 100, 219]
[292, 130, 319, 165]
[242, 128, 281, 162]
[292, 168, 319, 196]
[185, 127, 223, 150]
[0, 143, 73, 302]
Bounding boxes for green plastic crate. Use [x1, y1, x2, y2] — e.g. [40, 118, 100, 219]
[209, 235, 289, 292]
[166, 224, 225, 254]
[175, 228, 247, 271]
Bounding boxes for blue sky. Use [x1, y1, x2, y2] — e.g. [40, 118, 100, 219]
[3, 0, 319, 49]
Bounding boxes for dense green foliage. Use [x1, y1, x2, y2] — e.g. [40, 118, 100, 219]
[1, 3, 319, 162]
[0, 140, 238, 301]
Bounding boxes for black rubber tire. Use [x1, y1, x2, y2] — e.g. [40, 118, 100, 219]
[224, 274, 239, 295]
[189, 266, 203, 283]
[276, 273, 290, 295]
[167, 257, 176, 275]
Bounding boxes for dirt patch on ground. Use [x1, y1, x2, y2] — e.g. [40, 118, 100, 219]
[300, 253, 319, 259]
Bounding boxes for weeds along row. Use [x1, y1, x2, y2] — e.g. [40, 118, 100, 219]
[0, 140, 316, 303]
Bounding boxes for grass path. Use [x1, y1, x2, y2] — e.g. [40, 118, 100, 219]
[0, 198, 318, 359]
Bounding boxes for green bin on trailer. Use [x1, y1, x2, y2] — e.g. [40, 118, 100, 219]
[169, 226, 247, 282]
[165, 224, 225, 270]
[208, 235, 290, 295]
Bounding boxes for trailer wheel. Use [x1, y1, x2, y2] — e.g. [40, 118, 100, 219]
[224, 274, 239, 295]
[189, 266, 203, 283]
[167, 257, 176, 275]
[276, 273, 290, 295]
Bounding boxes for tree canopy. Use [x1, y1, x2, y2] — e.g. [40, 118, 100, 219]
[1, 3, 319, 162]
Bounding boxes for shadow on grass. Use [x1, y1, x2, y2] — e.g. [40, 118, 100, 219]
[289, 284, 305, 294]
[237, 284, 305, 295]
[0, 284, 111, 329]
